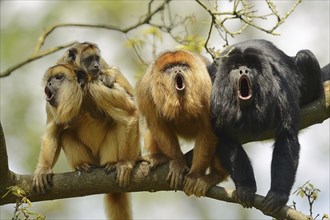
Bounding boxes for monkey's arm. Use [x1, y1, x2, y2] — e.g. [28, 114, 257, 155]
[33, 119, 62, 194]
[102, 68, 134, 97]
[88, 81, 137, 124]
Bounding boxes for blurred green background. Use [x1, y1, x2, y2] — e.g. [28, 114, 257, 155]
[0, 1, 329, 219]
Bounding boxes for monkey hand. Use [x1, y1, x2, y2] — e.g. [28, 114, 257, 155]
[105, 161, 134, 188]
[167, 159, 189, 190]
[99, 74, 116, 88]
[233, 186, 256, 208]
[33, 167, 54, 194]
[261, 189, 288, 215]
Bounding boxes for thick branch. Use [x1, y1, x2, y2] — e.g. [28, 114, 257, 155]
[0, 163, 310, 220]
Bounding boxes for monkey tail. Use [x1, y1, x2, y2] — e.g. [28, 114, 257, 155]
[104, 193, 132, 220]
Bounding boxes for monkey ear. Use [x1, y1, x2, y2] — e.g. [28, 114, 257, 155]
[68, 48, 77, 62]
[75, 69, 87, 87]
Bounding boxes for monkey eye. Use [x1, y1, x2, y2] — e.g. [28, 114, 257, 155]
[54, 74, 64, 80]
[178, 62, 188, 67]
[165, 64, 174, 70]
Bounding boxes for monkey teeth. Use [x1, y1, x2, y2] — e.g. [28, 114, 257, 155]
[175, 73, 186, 91]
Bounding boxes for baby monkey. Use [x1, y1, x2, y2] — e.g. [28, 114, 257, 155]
[57, 41, 133, 96]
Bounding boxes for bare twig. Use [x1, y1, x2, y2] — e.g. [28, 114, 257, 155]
[0, 42, 77, 78]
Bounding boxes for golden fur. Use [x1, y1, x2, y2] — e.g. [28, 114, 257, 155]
[136, 50, 228, 196]
[34, 62, 139, 220]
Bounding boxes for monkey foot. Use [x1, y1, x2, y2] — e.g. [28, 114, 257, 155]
[115, 161, 134, 188]
[261, 189, 288, 215]
[184, 173, 223, 197]
[104, 161, 135, 188]
[167, 159, 189, 190]
[75, 163, 93, 172]
[233, 186, 256, 208]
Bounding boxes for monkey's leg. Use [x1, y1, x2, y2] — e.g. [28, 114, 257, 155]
[143, 124, 188, 190]
[100, 122, 140, 188]
[218, 136, 256, 208]
[261, 129, 300, 214]
[184, 126, 217, 196]
[61, 129, 96, 172]
[140, 129, 169, 167]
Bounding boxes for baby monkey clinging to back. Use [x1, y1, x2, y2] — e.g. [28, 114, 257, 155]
[136, 50, 228, 196]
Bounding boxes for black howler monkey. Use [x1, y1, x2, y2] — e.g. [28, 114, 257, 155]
[209, 39, 322, 214]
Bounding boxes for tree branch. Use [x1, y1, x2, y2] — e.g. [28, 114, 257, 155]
[0, 42, 77, 78]
[0, 163, 310, 220]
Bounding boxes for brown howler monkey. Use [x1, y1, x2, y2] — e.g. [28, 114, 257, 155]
[135, 50, 228, 196]
[33, 63, 140, 220]
[57, 41, 133, 96]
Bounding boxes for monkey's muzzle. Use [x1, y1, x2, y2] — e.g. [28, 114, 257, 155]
[45, 86, 56, 106]
[238, 74, 253, 106]
[175, 73, 186, 92]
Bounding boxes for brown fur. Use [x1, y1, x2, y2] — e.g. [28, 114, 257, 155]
[136, 50, 228, 196]
[34, 63, 139, 220]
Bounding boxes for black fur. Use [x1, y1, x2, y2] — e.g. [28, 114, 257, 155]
[210, 39, 322, 214]
[294, 50, 323, 106]
[321, 63, 330, 82]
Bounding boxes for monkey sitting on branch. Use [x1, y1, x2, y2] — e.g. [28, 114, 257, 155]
[135, 50, 228, 196]
[33, 43, 140, 219]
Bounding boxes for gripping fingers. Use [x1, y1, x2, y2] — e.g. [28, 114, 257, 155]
[167, 159, 188, 190]
[116, 162, 134, 188]
[33, 172, 53, 194]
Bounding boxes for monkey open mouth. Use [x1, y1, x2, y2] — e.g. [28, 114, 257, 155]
[45, 86, 54, 102]
[238, 74, 253, 105]
[175, 73, 186, 92]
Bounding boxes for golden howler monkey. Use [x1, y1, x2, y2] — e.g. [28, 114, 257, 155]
[136, 50, 228, 196]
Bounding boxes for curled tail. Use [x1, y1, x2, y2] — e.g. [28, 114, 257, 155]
[104, 193, 132, 220]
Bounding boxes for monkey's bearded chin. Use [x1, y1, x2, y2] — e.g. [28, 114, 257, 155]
[175, 73, 186, 92]
[238, 74, 253, 106]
